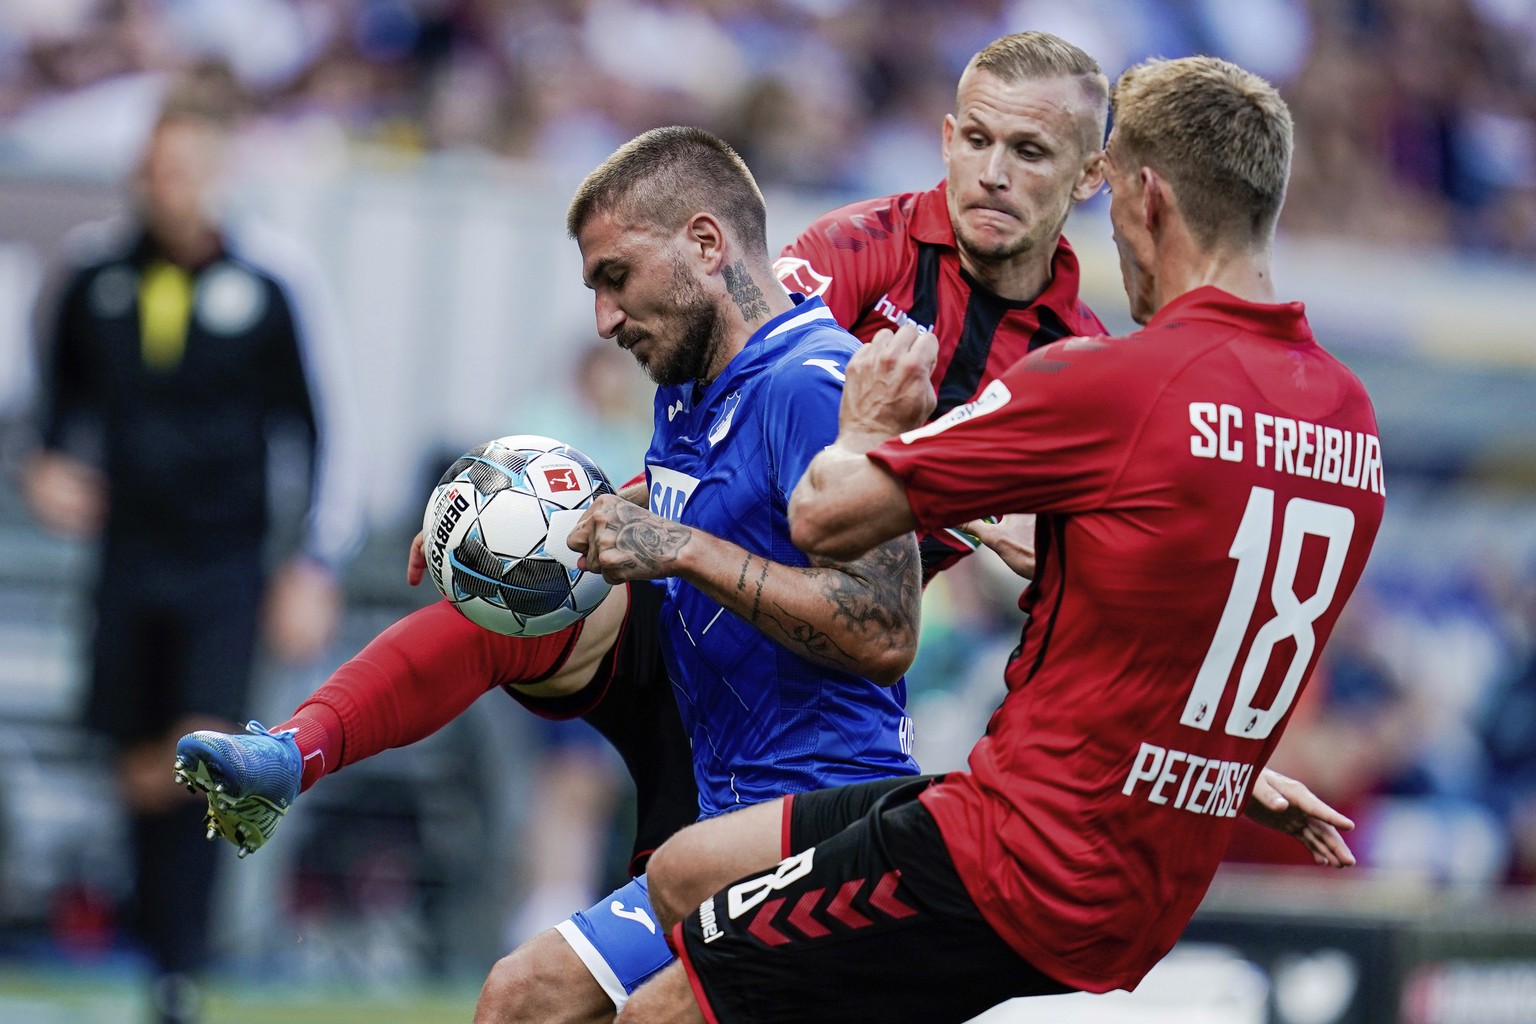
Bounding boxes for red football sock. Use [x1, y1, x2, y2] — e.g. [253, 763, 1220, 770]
[276, 600, 585, 792]
[276, 703, 345, 793]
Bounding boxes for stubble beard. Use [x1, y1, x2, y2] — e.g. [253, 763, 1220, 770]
[629, 260, 726, 388]
[954, 214, 1041, 268]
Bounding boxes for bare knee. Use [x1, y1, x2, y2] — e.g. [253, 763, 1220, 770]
[647, 801, 786, 934]
[614, 964, 701, 1024]
[644, 838, 710, 935]
[475, 929, 613, 1024]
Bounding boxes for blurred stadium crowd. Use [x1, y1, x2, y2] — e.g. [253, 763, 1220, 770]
[1, 0, 1535, 1003]
[3, 0, 1536, 256]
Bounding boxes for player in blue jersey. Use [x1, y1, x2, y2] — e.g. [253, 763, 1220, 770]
[500, 127, 924, 1018]
[175, 126, 923, 1024]
[570, 247, 918, 817]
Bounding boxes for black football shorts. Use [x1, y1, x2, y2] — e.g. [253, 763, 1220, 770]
[674, 776, 1073, 1024]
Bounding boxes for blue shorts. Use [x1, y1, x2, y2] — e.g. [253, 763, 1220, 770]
[555, 874, 675, 1009]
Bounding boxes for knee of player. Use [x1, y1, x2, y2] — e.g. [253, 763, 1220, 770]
[614, 964, 694, 1024]
[643, 841, 701, 934]
[612, 995, 660, 1024]
[612, 997, 649, 1024]
[475, 932, 584, 1024]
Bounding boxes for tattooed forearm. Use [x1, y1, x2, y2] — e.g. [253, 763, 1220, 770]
[679, 528, 921, 682]
[753, 535, 920, 678]
[760, 605, 859, 671]
[606, 500, 691, 575]
[750, 557, 770, 623]
[723, 259, 770, 322]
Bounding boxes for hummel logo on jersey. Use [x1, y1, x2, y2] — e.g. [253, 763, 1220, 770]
[667, 398, 685, 421]
[698, 896, 723, 943]
[773, 256, 833, 298]
[649, 464, 700, 521]
[874, 293, 933, 334]
[609, 900, 657, 933]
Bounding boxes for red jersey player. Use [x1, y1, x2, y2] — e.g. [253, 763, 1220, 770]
[775, 31, 1109, 578]
[621, 55, 1385, 1024]
[776, 33, 1105, 415]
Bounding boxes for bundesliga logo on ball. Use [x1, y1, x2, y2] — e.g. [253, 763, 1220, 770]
[423, 434, 614, 636]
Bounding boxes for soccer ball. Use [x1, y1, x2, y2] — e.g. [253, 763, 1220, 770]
[422, 434, 615, 637]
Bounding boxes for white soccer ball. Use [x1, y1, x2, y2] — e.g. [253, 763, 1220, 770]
[422, 434, 614, 637]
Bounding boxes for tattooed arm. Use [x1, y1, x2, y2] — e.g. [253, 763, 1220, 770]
[567, 495, 920, 685]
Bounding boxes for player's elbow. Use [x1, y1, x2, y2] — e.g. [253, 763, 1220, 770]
[864, 644, 915, 687]
[788, 491, 866, 563]
[854, 600, 919, 688]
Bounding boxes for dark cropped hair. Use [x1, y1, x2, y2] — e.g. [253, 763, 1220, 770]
[566, 126, 767, 254]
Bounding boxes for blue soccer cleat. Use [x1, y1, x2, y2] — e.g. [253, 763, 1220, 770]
[173, 721, 301, 858]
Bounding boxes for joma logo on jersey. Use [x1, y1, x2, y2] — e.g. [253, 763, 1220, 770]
[648, 465, 700, 522]
[874, 293, 933, 334]
[609, 900, 656, 933]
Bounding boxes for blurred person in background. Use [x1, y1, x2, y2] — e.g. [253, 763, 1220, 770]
[1479, 562, 1536, 884]
[20, 62, 362, 1024]
[5, 1, 1535, 260]
[523, 338, 654, 479]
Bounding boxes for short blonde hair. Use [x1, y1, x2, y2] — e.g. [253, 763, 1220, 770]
[964, 32, 1109, 151]
[566, 126, 767, 254]
[1110, 56, 1293, 248]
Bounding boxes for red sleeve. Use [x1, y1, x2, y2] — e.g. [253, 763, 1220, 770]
[776, 196, 907, 329]
[291, 600, 580, 774]
[868, 336, 1152, 530]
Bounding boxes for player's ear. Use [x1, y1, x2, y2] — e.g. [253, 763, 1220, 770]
[1073, 149, 1106, 203]
[941, 114, 956, 168]
[1141, 167, 1164, 233]
[685, 213, 727, 273]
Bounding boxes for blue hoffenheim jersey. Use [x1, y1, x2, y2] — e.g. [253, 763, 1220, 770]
[646, 297, 918, 818]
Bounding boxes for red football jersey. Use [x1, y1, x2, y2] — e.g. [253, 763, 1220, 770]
[868, 287, 1385, 993]
[775, 182, 1105, 417]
